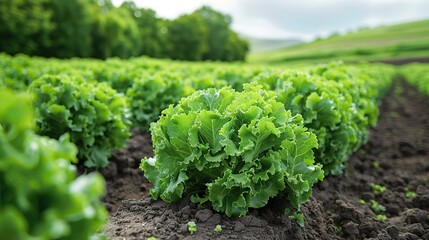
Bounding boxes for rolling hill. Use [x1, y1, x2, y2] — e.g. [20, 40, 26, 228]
[243, 36, 303, 53]
[249, 18, 429, 65]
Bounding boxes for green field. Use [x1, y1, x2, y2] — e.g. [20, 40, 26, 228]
[250, 19, 429, 64]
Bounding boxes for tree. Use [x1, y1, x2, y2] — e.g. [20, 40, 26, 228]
[91, 1, 140, 59]
[166, 13, 208, 61]
[44, 0, 93, 58]
[121, 1, 163, 57]
[221, 30, 249, 61]
[0, 1, 249, 61]
[0, 0, 53, 55]
[194, 6, 231, 61]
[192, 6, 249, 62]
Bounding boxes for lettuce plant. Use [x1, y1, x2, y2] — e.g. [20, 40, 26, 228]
[0, 88, 107, 239]
[256, 70, 358, 174]
[401, 63, 429, 96]
[30, 74, 131, 168]
[255, 63, 394, 175]
[126, 72, 194, 129]
[141, 83, 323, 217]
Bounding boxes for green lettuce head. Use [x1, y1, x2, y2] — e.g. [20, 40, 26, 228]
[141, 83, 323, 217]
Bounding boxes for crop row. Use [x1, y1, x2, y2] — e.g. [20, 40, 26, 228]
[142, 62, 395, 218]
[0, 89, 107, 239]
[0, 53, 260, 127]
[1, 55, 395, 238]
[400, 63, 429, 95]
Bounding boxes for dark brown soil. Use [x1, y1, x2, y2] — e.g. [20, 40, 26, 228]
[371, 57, 429, 65]
[102, 80, 429, 240]
[100, 129, 153, 213]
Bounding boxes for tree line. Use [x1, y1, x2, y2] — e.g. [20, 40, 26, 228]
[0, 0, 249, 61]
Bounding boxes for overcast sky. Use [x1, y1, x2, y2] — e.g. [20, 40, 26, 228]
[112, 0, 429, 40]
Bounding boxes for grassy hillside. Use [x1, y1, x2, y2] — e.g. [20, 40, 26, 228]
[249, 19, 429, 64]
[243, 36, 302, 53]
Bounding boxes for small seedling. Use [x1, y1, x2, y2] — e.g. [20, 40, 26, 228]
[372, 161, 380, 169]
[214, 224, 222, 233]
[289, 212, 305, 227]
[406, 191, 416, 199]
[376, 214, 387, 221]
[371, 184, 386, 195]
[405, 188, 416, 199]
[358, 199, 366, 205]
[336, 226, 344, 236]
[187, 221, 197, 234]
[284, 208, 305, 227]
[147, 237, 157, 240]
[370, 199, 386, 212]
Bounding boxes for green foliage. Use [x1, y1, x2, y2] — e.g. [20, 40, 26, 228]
[195, 6, 231, 60]
[121, 2, 165, 58]
[376, 214, 387, 221]
[126, 73, 195, 129]
[370, 200, 386, 212]
[214, 224, 222, 233]
[187, 221, 197, 234]
[221, 30, 249, 61]
[44, 0, 93, 58]
[372, 160, 380, 169]
[289, 212, 305, 227]
[0, 54, 396, 226]
[29, 74, 131, 168]
[91, 5, 141, 59]
[193, 6, 249, 62]
[0, 1, 248, 61]
[0, 0, 54, 55]
[141, 83, 323, 217]
[405, 188, 416, 199]
[166, 13, 208, 60]
[255, 62, 394, 175]
[401, 64, 429, 96]
[406, 191, 416, 199]
[284, 208, 305, 226]
[358, 199, 366, 204]
[250, 19, 429, 64]
[371, 184, 387, 195]
[336, 226, 344, 236]
[0, 88, 107, 239]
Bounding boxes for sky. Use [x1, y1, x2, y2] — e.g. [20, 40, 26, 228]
[112, 0, 429, 41]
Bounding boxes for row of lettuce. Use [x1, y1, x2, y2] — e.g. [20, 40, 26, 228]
[0, 53, 409, 238]
[400, 63, 429, 96]
[0, 90, 107, 239]
[141, 62, 395, 218]
[0, 54, 262, 168]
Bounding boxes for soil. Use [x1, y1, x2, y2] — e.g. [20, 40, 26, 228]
[372, 57, 429, 65]
[99, 130, 153, 213]
[347, 57, 429, 65]
[102, 80, 429, 240]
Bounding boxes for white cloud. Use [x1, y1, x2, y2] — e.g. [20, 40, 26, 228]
[112, 0, 429, 40]
[112, 0, 234, 18]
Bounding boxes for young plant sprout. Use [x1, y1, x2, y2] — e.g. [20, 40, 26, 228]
[187, 221, 197, 234]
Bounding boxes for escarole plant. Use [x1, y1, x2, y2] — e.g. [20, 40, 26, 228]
[29, 74, 131, 168]
[0, 88, 107, 239]
[141, 83, 323, 217]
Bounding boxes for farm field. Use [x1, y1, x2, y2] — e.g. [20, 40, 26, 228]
[2, 52, 429, 239]
[250, 19, 429, 65]
[105, 79, 429, 239]
[3, 1, 429, 239]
